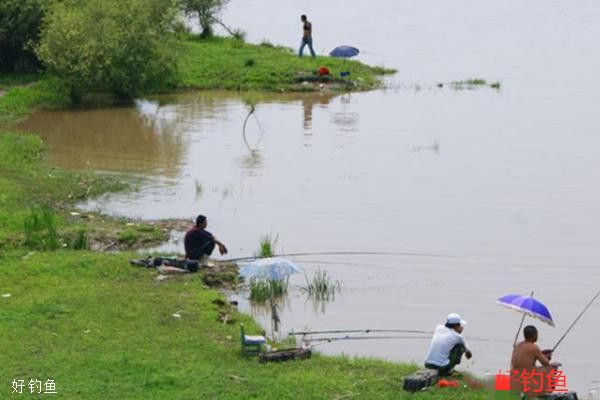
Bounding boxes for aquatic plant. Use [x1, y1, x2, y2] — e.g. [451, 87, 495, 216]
[249, 277, 289, 302]
[490, 81, 501, 89]
[302, 269, 342, 301]
[194, 180, 203, 197]
[257, 234, 277, 258]
[464, 78, 487, 85]
[22, 207, 59, 250]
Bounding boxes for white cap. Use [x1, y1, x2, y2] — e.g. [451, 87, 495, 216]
[446, 313, 467, 326]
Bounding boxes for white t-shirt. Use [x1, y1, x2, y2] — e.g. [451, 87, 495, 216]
[424, 324, 468, 367]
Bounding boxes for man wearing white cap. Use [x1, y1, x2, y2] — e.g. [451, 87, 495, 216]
[424, 313, 473, 376]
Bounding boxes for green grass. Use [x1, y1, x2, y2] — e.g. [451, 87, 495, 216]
[22, 207, 59, 250]
[0, 250, 492, 399]
[302, 269, 342, 301]
[178, 36, 395, 92]
[0, 73, 41, 90]
[257, 234, 277, 258]
[0, 76, 68, 123]
[249, 277, 289, 302]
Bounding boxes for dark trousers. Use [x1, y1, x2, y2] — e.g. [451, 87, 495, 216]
[425, 344, 466, 376]
[201, 241, 215, 257]
[299, 37, 316, 57]
[152, 257, 199, 272]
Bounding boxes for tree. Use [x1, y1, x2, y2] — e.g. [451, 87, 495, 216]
[36, 0, 178, 102]
[0, 0, 46, 72]
[179, 0, 230, 38]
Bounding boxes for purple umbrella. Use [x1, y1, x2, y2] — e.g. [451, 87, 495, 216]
[497, 292, 554, 345]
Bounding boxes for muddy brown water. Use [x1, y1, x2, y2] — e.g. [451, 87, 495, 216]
[17, 0, 600, 393]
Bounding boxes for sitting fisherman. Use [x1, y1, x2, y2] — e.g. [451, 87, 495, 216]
[424, 313, 473, 376]
[511, 325, 561, 394]
[184, 214, 228, 261]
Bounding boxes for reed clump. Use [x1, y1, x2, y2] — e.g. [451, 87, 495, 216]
[249, 277, 289, 302]
[302, 269, 342, 301]
[257, 234, 277, 258]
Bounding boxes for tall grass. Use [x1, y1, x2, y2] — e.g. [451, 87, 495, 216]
[22, 207, 59, 250]
[249, 277, 288, 302]
[67, 229, 90, 250]
[302, 269, 342, 301]
[257, 234, 277, 257]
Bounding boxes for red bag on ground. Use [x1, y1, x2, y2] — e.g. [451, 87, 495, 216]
[318, 67, 330, 76]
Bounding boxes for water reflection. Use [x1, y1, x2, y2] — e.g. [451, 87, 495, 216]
[330, 94, 359, 133]
[301, 93, 335, 130]
[17, 103, 186, 176]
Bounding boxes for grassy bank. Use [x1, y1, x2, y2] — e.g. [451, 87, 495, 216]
[0, 250, 493, 399]
[179, 36, 394, 92]
[0, 37, 394, 123]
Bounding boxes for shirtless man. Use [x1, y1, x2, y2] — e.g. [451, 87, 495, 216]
[511, 325, 561, 394]
[299, 15, 316, 58]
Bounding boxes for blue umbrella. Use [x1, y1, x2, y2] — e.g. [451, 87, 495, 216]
[239, 257, 301, 281]
[329, 45, 360, 58]
[497, 293, 554, 326]
[498, 293, 554, 346]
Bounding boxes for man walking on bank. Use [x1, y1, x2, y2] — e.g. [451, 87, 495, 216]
[299, 14, 316, 58]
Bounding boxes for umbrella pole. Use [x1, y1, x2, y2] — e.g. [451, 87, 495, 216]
[513, 291, 534, 346]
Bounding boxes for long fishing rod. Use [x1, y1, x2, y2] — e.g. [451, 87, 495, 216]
[223, 250, 461, 263]
[552, 288, 600, 352]
[290, 329, 432, 336]
[290, 329, 509, 344]
[300, 334, 506, 344]
[303, 335, 431, 343]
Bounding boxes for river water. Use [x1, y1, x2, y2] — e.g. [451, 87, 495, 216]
[18, 0, 600, 393]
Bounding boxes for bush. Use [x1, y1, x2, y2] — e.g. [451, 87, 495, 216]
[0, 0, 46, 72]
[36, 0, 179, 103]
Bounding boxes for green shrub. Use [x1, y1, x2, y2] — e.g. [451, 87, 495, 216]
[36, 0, 179, 102]
[0, 0, 46, 72]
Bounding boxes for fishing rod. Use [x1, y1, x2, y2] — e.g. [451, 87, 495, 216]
[223, 250, 461, 263]
[552, 288, 600, 352]
[290, 329, 509, 344]
[302, 335, 431, 343]
[299, 334, 506, 344]
[289, 328, 432, 336]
